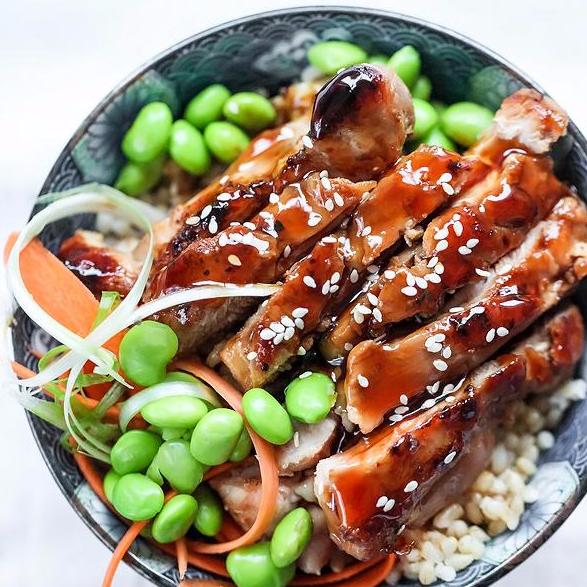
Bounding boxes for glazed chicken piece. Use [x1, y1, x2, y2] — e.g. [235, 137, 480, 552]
[322, 152, 570, 360]
[147, 174, 373, 352]
[220, 235, 347, 388]
[345, 195, 587, 433]
[315, 305, 584, 559]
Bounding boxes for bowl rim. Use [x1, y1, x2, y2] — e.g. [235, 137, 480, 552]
[28, 5, 587, 587]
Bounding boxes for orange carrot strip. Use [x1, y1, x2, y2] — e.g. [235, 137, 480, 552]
[203, 461, 238, 481]
[174, 359, 279, 554]
[74, 451, 108, 502]
[157, 543, 229, 577]
[176, 538, 189, 580]
[333, 555, 396, 587]
[291, 558, 383, 586]
[101, 521, 148, 587]
[217, 515, 244, 542]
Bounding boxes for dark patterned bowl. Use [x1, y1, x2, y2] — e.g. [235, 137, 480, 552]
[12, 6, 587, 587]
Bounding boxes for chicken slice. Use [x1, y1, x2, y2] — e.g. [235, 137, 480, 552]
[322, 152, 569, 360]
[345, 195, 587, 433]
[147, 174, 373, 352]
[315, 305, 584, 559]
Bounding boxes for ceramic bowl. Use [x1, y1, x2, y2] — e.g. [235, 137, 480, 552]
[12, 6, 587, 586]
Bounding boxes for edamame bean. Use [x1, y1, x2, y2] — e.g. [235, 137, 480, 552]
[122, 102, 173, 163]
[149, 439, 204, 493]
[103, 469, 121, 503]
[308, 41, 367, 75]
[193, 485, 223, 537]
[441, 102, 494, 147]
[223, 92, 277, 133]
[204, 121, 250, 164]
[169, 120, 211, 175]
[164, 371, 200, 384]
[412, 75, 432, 101]
[114, 155, 165, 197]
[112, 473, 164, 521]
[161, 427, 188, 441]
[412, 98, 439, 140]
[284, 373, 335, 424]
[367, 54, 389, 66]
[230, 428, 253, 462]
[388, 45, 421, 89]
[151, 494, 198, 543]
[270, 507, 313, 568]
[422, 126, 457, 151]
[110, 430, 162, 475]
[227, 542, 295, 587]
[190, 408, 244, 465]
[119, 320, 178, 387]
[242, 388, 293, 445]
[141, 395, 208, 429]
[432, 101, 448, 117]
[184, 84, 231, 129]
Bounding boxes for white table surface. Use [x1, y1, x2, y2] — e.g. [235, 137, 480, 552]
[1, 1, 586, 585]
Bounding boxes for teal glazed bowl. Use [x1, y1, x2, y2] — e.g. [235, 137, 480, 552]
[12, 7, 587, 587]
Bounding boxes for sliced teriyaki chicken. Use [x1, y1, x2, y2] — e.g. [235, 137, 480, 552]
[147, 174, 373, 352]
[344, 195, 587, 433]
[322, 152, 570, 360]
[315, 305, 584, 559]
[58, 230, 140, 295]
[469, 88, 568, 165]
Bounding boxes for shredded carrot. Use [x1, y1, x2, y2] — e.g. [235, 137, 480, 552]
[176, 537, 189, 580]
[334, 555, 396, 587]
[73, 451, 109, 501]
[102, 520, 148, 587]
[203, 461, 238, 481]
[291, 558, 383, 586]
[217, 515, 244, 542]
[157, 542, 229, 577]
[174, 359, 279, 554]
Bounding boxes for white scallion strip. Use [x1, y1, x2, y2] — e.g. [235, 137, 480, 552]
[119, 381, 220, 431]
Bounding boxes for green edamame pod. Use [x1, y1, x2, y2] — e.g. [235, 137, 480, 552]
[152, 494, 198, 543]
[204, 121, 250, 164]
[184, 84, 231, 129]
[122, 102, 173, 163]
[103, 469, 121, 503]
[367, 54, 389, 66]
[110, 430, 162, 475]
[193, 485, 223, 537]
[307, 41, 367, 75]
[412, 75, 432, 101]
[422, 126, 457, 151]
[111, 473, 165, 521]
[229, 427, 253, 462]
[412, 98, 439, 140]
[119, 320, 178, 387]
[161, 427, 189, 441]
[141, 395, 208, 429]
[190, 408, 244, 465]
[114, 155, 165, 197]
[223, 92, 277, 133]
[227, 542, 295, 587]
[388, 45, 421, 89]
[242, 388, 293, 445]
[270, 507, 313, 568]
[441, 102, 494, 147]
[150, 439, 204, 494]
[285, 372, 336, 424]
[169, 120, 211, 175]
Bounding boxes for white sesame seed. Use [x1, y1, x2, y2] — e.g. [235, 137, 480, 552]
[449, 306, 464, 313]
[444, 451, 457, 464]
[218, 234, 228, 247]
[269, 192, 280, 204]
[426, 342, 442, 353]
[436, 239, 449, 252]
[302, 135, 313, 149]
[329, 284, 339, 294]
[353, 312, 365, 324]
[383, 498, 396, 512]
[358, 375, 369, 388]
[458, 245, 472, 255]
[243, 221, 256, 230]
[363, 293, 376, 307]
[284, 326, 295, 341]
[434, 227, 450, 241]
[405, 273, 416, 287]
[404, 480, 419, 493]
[445, 395, 456, 404]
[384, 270, 396, 280]
[376, 496, 388, 508]
[421, 399, 436, 409]
[201, 205, 212, 219]
[497, 327, 509, 337]
[334, 192, 344, 207]
[319, 170, 329, 178]
[219, 175, 229, 185]
[361, 225, 372, 236]
[395, 406, 409, 415]
[434, 262, 445, 275]
[442, 346, 452, 359]
[367, 264, 378, 274]
[400, 394, 408, 405]
[247, 351, 257, 360]
[271, 321, 285, 333]
[294, 318, 305, 330]
[501, 300, 522, 307]
[432, 334, 446, 343]
[453, 221, 464, 237]
[438, 172, 453, 184]
[299, 371, 312, 379]
[426, 273, 442, 284]
[415, 276, 428, 289]
[283, 245, 292, 259]
[260, 328, 275, 340]
[441, 182, 455, 195]
[322, 236, 337, 244]
[344, 342, 354, 352]
[427, 257, 439, 268]
[401, 286, 418, 297]
[470, 306, 485, 315]
[228, 254, 242, 267]
[398, 524, 406, 535]
[433, 359, 448, 372]
[303, 276, 317, 288]
[372, 308, 383, 322]
[321, 176, 332, 190]
[330, 272, 341, 285]
[321, 280, 331, 295]
[308, 212, 322, 227]
[479, 203, 486, 213]
[466, 238, 479, 248]
[325, 199, 334, 212]
[297, 346, 306, 356]
[476, 268, 491, 277]
[281, 316, 295, 327]
[292, 307, 309, 318]
[350, 269, 359, 283]
[185, 215, 200, 225]
[355, 304, 372, 315]
[427, 381, 441, 394]
[390, 414, 403, 423]
[486, 328, 496, 343]
[208, 217, 218, 234]
[217, 192, 231, 202]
